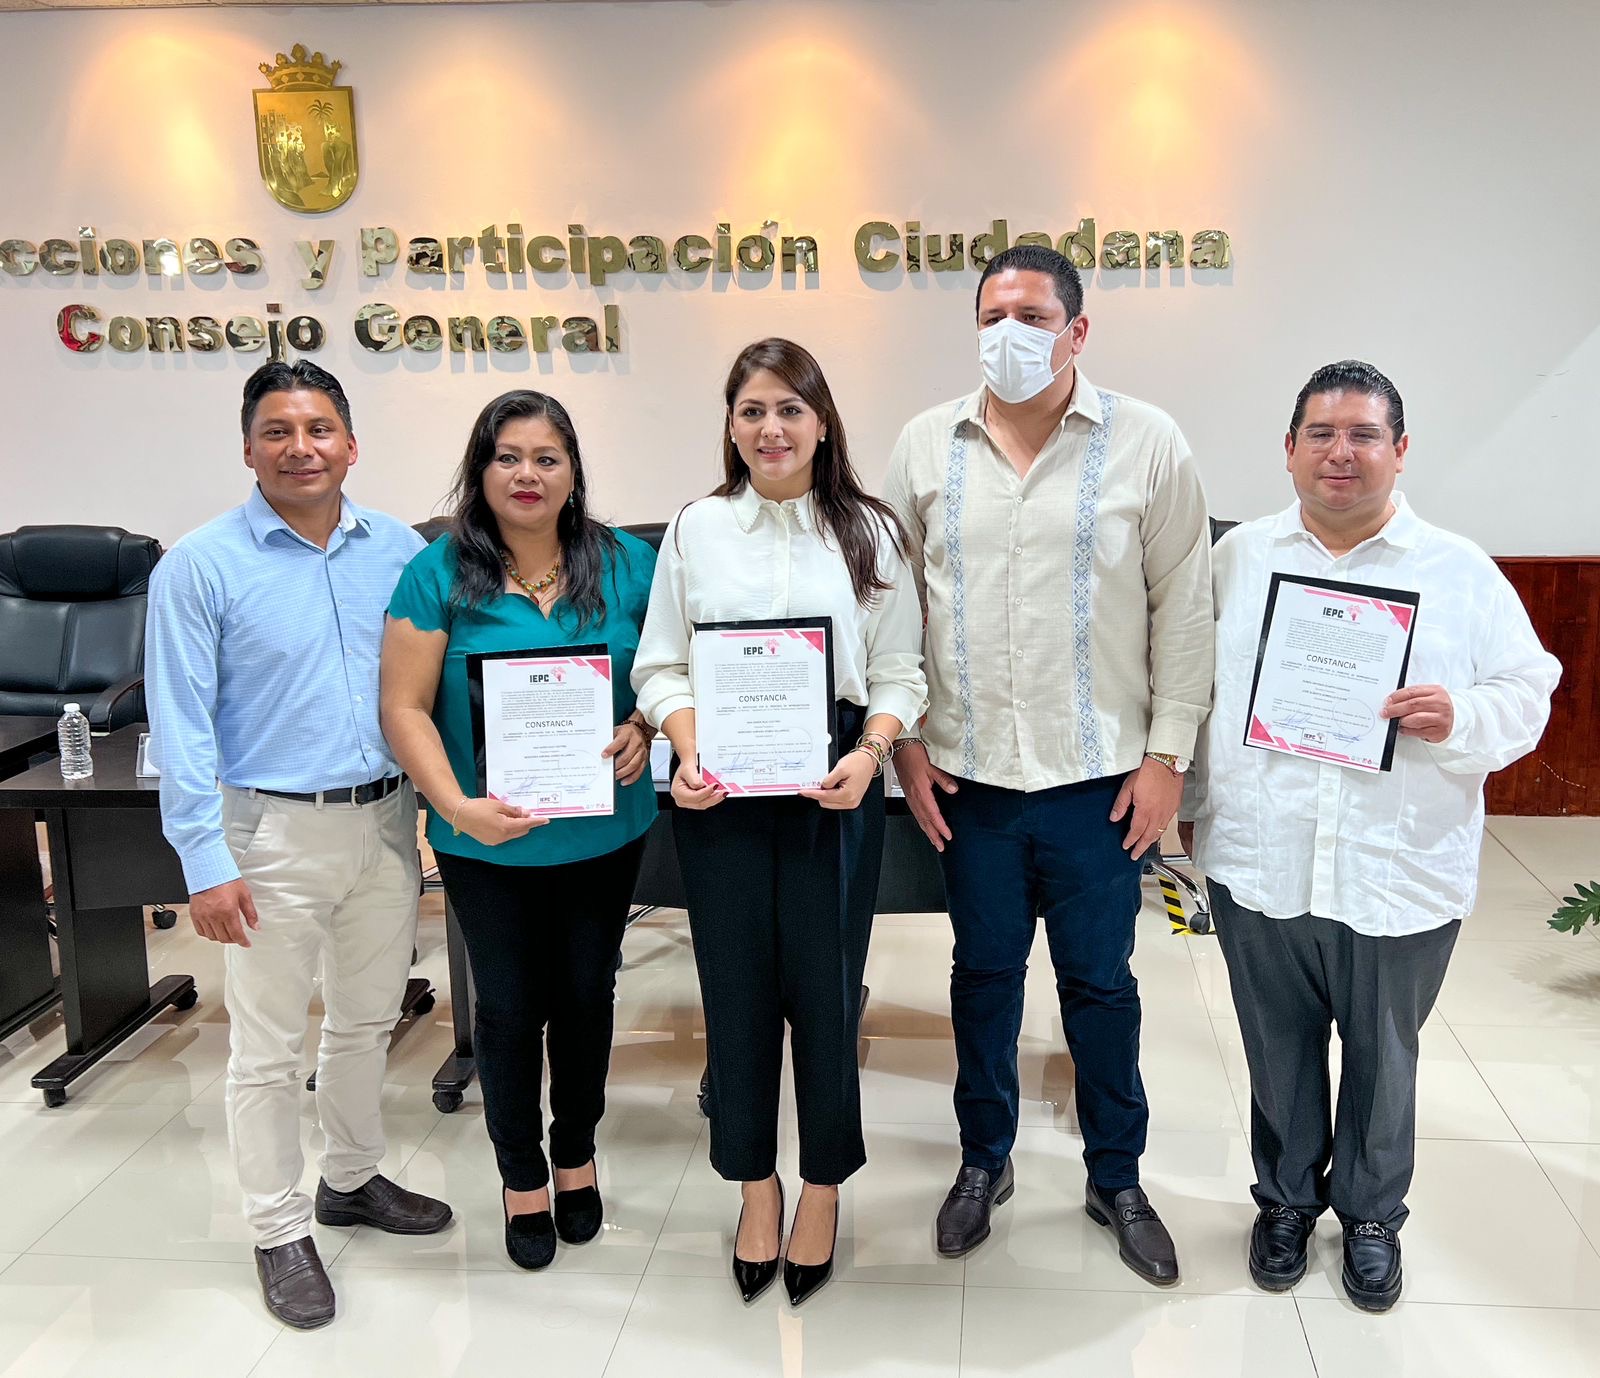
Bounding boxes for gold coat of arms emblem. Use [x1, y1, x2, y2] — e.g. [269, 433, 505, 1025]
[253, 44, 359, 213]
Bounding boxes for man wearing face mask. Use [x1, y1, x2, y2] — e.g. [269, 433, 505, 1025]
[885, 245, 1213, 1284]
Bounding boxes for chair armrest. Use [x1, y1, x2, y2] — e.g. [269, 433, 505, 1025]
[87, 674, 144, 730]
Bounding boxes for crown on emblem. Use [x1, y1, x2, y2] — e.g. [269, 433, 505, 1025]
[258, 43, 343, 92]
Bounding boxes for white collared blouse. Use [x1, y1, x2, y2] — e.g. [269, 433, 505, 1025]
[631, 482, 928, 734]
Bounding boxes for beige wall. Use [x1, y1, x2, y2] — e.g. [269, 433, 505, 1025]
[1, 0, 1596, 552]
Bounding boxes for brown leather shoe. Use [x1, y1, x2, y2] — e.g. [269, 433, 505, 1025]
[314, 1173, 453, 1235]
[254, 1236, 335, 1329]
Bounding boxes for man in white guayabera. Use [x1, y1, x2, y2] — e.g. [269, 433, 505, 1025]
[886, 244, 1215, 1286]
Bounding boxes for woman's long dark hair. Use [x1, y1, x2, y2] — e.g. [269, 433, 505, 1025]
[446, 390, 622, 629]
[713, 338, 907, 607]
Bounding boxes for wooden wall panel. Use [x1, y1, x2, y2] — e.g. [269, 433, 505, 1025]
[1485, 558, 1599, 816]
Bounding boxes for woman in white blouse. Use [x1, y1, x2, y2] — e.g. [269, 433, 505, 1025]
[632, 338, 926, 1307]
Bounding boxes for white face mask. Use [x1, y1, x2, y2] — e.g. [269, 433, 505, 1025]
[978, 316, 1074, 404]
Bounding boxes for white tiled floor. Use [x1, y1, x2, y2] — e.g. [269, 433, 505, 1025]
[0, 819, 1597, 1376]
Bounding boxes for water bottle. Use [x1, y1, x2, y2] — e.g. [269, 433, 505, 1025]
[58, 703, 93, 781]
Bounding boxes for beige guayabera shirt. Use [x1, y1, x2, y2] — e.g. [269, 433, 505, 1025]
[883, 373, 1214, 791]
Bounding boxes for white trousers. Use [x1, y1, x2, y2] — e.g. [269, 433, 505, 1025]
[220, 781, 420, 1249]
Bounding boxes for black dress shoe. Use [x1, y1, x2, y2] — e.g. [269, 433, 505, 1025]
[1250, 1203, 1315, 1291]
[1084, 1182, 1180, 1286]
[314, 1174, 452, 1235]
[935, 1159, 1015, 1258]
[254, 1236, 335, 1329]
[783, 1190, 838, 1307]
[504, 1191, 558, 1271]
[732, 1177, 784, 1303]
[1342, 1220, 1402, 1312]
[554, 1183, 604, 1245]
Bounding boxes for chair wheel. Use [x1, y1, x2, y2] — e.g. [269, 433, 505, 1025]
[697, 1067, 711, 1118]
[42, 1089, 66, 1109]
[306, 1073, 317, 1092]
[432, 1090, 463, 1114]
[1188, 912, 1213, 936]
[172, 987, 199, 1011]
[413, 991, 436, 1016]
[151, 908, 178, 931]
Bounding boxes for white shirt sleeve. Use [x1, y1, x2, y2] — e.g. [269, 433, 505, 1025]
[629, 513, 695, 730]
[1426, 566, 1561, 775]
[1143, 424, 1215, 759]
[861, 518, 928, 732]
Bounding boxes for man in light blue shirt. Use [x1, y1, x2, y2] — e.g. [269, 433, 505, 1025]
[146, 360, 451, 1329]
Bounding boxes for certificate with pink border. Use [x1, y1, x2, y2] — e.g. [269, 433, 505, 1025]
[1243, 574, 1420, 774]
[467, 645, 615, 817]
[690, 618, 836, 797]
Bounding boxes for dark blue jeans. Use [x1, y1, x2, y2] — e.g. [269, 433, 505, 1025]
[940, 774, 1147, 1192]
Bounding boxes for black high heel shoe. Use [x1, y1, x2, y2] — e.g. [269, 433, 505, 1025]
[504, 1188, 557, 1271]
[554, 1165, 603, 1245]
[783, 1188, 838, 1307]
[732, 1176, 785, 1304]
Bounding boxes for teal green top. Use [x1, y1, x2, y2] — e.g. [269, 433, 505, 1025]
[388, 531, 658, 867]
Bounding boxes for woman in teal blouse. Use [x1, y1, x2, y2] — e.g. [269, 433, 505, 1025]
[381, 390, 657, 1272]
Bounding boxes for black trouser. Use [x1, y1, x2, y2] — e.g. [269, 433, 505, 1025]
[435, 836, 647, 1192]
[673, 708, 883, 1185]
[1209, 879, 1461, 1230]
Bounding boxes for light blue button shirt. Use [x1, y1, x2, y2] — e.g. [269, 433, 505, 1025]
[145, 485, 425, 892]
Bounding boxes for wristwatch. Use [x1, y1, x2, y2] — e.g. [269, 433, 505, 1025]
[1146, 752, 1190, 775]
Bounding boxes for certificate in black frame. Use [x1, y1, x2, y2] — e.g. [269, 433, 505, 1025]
[1244, 573, 1421, 773]
[690, 616, 839, 786]
[465, 642, 611, 798]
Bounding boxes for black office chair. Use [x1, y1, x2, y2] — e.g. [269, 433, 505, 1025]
[0, 525, 162, 731]
[0, 524, 165, 928]
[413, 516, 452, 546]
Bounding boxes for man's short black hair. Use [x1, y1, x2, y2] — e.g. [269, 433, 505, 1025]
[975, 244, 1084, 321]
[240, 360, 354, 437]
[1289, 360, 1406, 441]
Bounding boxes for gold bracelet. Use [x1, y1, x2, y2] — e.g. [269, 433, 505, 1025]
[860, 730, 895, 758]
[848, 745, 885, 778]
[449, 796, 470, 836]
[853, 739, 889, 771]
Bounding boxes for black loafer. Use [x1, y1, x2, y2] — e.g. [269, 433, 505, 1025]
[1342, 1220, 1402, 1312]
[1084, 1182, 1180, 1286]
[1250, 1203, 1315, 1291]
[554, 1184, 604, 1245]
[254, 1236, 335, 1329]
[935, 1158, 1015, 1258]
[315, 1174, 452, 1235]
[504, 1190, 558, 1271]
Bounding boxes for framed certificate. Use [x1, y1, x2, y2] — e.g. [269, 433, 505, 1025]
[1244, 574, 1421, 773]
[466, 645, 616, 817]
[690, 617, 837, 796]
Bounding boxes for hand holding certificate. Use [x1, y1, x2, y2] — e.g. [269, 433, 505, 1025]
[468, 646, 617, 817]
[1244, 574, 1420, 773]
[690, 618, 837, 797]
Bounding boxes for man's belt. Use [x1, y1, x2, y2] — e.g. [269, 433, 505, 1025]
[254, 776, 404, 807]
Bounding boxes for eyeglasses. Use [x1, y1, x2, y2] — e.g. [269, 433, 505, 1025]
[1294, 425, 1393, 451]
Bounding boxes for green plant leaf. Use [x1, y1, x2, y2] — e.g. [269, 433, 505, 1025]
[1550, 882, 1600, 935]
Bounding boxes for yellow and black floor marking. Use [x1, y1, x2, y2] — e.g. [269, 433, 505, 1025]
[1158, 873, 1194, 934]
